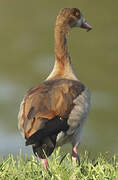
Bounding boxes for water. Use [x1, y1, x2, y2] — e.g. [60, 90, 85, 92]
[0, 0, 118, 157]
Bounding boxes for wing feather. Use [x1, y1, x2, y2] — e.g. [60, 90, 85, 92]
[18, 79, 85, 139]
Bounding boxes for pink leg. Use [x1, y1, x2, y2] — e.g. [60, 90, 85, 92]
[72, 146, 79, 163]
[41, 159, 48, 169]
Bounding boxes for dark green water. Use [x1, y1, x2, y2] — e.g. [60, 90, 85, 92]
[0, 0, 118, 156]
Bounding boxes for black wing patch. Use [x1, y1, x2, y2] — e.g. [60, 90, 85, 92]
[25, 116, 69, 159]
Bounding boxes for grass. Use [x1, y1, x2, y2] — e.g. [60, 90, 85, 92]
[0, 148, 118, 180]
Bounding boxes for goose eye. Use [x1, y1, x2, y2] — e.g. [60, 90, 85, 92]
[73, 8, 80, 18]
[75, 11, 79, 17]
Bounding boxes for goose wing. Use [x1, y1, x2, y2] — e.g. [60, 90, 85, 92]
[18, 78, 85, 158]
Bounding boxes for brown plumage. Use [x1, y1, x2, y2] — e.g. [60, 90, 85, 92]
[18, 8, 92, 168]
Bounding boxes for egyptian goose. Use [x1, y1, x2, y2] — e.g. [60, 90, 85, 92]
[18, 8, 92, 169]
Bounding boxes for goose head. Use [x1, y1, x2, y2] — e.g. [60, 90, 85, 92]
[56, 8, 92, 31]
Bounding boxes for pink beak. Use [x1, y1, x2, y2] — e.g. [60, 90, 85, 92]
[81, 21, 92, 31]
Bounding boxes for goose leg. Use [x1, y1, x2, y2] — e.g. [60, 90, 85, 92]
[72, 146, 79, 164]
[41, 159, 48, 169]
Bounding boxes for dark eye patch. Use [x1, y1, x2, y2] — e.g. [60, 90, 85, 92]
[73, 8, 80, 18]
